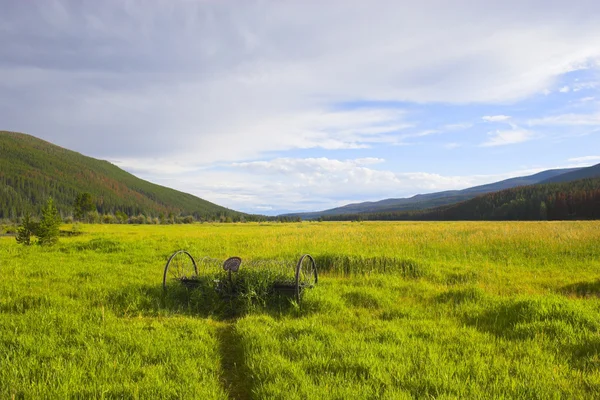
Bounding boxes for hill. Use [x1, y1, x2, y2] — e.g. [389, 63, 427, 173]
[322, 175, 600, 221]
[540, 163, 600, 184]
[282, 167, 581, 219]
[0, 131, 246, 220]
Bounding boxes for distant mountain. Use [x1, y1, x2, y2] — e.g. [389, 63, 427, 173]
[0, 131, 247, 220]
[322, 176, 600, 221]
[282, 167, 582, 219]
[539, 163, 600, 184]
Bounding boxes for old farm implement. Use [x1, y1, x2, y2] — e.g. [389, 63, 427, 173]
[162, 251, 318, 302]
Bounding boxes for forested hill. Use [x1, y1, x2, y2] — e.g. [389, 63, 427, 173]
[0, 131, 245, 220]
[281, 167, 580, 219]
[321, 175, 600, 221]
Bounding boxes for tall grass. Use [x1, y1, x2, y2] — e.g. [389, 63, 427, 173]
[1, 221, 600, 398]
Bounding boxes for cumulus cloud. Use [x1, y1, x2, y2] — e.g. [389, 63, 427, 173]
[157, 157, 560, 213]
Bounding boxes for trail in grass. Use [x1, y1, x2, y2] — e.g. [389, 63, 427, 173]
[214, 321, 251, 400]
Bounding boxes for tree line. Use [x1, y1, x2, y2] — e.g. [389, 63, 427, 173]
[2, 191, 300, 226]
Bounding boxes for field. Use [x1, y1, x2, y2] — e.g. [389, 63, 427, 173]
[1, 221, 600, 399]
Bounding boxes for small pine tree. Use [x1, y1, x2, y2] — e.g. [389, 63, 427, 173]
[74, 192, 95, 221]
[38, 197, 62, 246]
[16, 212, 33, 245]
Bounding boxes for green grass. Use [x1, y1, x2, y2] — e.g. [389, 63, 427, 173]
[1, 221, 600, 398]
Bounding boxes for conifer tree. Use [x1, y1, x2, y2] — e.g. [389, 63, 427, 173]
[38, 197, 61, 246]
[15, 212, 33, 245]
[74, 192, 95, 221]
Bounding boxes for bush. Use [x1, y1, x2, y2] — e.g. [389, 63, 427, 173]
[102, 214, 116, 224]
[86, 210, 100, 224]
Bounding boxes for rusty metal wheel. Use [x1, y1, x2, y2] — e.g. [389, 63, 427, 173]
[163, 250, 198, 291]
[294, 254, 318, 302]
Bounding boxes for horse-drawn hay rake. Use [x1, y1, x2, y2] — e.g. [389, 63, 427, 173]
[162, 251, 318, 303]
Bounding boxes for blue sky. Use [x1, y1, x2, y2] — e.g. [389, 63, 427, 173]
[1, 1, 599, 215]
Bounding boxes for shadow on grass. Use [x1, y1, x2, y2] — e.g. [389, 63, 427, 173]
[462, 296, 600, 371]
[567, 335, 600, 371]
[216, 324, 252, 400]
[105, 276, 300, 321]
[463, 297, 599, 340]
[105, 278, 305, 397]
[435, 286, 485, 305]
[560, 280, 600, 298]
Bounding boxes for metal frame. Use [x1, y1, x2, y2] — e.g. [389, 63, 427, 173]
[162, 251, 318, 302]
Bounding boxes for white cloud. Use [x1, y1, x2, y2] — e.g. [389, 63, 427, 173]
[568, 155, 600, 164]
[2, 1, 600, 212]
[184, 157, 513, 212]
[559, 85, 570, 93]
[481, 126, 536, 147]
[148, 158, 573, 213]
[482, 115, 511, 122]
[528, 112, 600, 126]
[573, 81, 599, 92]
[2, 1, 600, 164]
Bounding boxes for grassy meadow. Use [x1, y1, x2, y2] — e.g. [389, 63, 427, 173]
[1, 221, 600, 399]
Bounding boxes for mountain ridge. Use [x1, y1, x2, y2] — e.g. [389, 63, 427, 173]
[321, 173, 600, 221]
[281, 167, 582, 219]
[540, 163, 600, 184]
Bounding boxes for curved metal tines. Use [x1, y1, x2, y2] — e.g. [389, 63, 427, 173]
[195, 256, 226, 272]
[241, 259, 295, 270]
[197, 256, 224, 265]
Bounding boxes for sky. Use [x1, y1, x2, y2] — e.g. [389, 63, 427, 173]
[1, 1, 600, 215]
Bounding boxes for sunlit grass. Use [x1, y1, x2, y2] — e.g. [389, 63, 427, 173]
[1, 221, 600, 398]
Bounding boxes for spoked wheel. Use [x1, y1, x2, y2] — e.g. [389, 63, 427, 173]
[294, 254, 318, 302]
[163, 250, 198, 291]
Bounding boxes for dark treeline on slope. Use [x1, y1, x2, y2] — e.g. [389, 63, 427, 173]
[281, 167, 582, 220]
[0, 131, 270, 222]
[321, 178, 600, 221]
